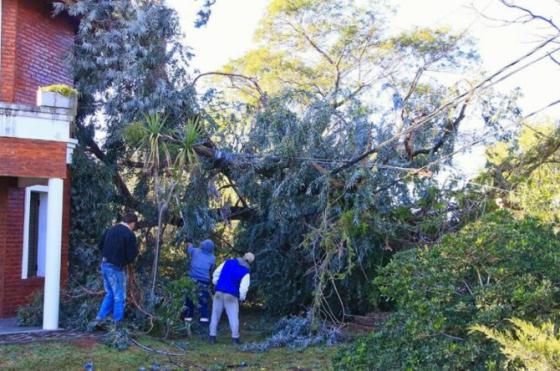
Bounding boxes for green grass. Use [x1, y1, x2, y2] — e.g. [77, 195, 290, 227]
[0, 321, 335, 370]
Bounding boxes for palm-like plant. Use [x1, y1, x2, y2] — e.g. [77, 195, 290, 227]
[124, 114, 203, 301]
[124, 113, 171, 300]
[174, 117, 202, 170]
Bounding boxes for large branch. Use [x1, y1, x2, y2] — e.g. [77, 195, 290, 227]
[80, 125, 140, 209]
[136, 206, 256, 229]
[411, 101, 469, 158]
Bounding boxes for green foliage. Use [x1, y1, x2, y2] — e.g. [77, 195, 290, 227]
[16, 292, 43, 327]
[39, 84, 78, 97]
[219, 0, 478, 106]
[69, 147, 117, 285]
[471, 318, 560, 370]
[153, 277, 196, 337]
[392, 27, 465, 59]
[50, 0, 523, 342]
[206, 0, 517, 319]
[333, 211, 560, 370]
[175, 117, 202, 168]
[54, 0, 197, 142]
[48, 0, 207, 333]
[102, 323, 131, 351]
[485, 122, 560, 224]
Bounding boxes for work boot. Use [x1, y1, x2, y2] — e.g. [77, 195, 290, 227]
[232, 338, 241, 345]
[209, 335, 217, 344]
[86, 319, 102, 332]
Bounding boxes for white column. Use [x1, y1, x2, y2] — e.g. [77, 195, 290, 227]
[42, 178, 64, 330]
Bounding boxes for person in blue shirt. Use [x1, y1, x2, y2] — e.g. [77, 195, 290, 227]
[209, 252, 255, 344]
[181, 239, 216, 324]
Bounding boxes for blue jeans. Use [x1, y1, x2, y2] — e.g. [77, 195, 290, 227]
[182, 280, 210, 320]
[96, 262, 127, 322]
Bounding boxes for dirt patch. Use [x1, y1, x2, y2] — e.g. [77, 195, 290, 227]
[341, 312, 391, 337]
[68, 336, 100, 348]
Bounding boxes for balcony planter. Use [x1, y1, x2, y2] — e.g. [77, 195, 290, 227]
[37, 85, 78, 114]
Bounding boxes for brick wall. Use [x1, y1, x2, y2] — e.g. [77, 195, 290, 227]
[0, 0, 18, 102]
[0, 137, 68, 179]
[0, 0, 75, 318]
[0, 179, 43, 316]
[0, 175, 71, 318]
[1, 0, 75, 104]
[0, 179, 6, 316]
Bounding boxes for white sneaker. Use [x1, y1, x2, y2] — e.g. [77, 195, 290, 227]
[184, 317, 193, 322]
[199, 318, 209, 323]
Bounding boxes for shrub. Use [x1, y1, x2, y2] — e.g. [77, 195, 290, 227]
[17, 292, 43, 326]
[333, 211, 560, 370]
[471, 318, 560, 370]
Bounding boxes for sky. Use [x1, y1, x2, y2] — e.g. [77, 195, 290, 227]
[166, 0, 559, 175]
[167, 0, 559, 116]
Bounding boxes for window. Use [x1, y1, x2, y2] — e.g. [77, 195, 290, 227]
[22, 186, 48, 279]
[27, 192, 40, 277]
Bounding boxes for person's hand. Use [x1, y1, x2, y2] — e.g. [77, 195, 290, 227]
[186, 242, 193, 248]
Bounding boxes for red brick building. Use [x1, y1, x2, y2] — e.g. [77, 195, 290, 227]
[0, 0, 77, 330]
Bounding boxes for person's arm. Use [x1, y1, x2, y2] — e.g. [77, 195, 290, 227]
[98, 230, 107, 252]
[186, 242, 194, 255]
[239, 274, 251, 301]
[208, 256, 216, 280]
[212, 262, 225, 285]
[126, 232, 138, 265]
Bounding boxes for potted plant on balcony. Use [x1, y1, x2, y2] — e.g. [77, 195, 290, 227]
[37, 84, 78, 113]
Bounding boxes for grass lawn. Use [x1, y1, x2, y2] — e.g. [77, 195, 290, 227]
[0, 317, 336, 370]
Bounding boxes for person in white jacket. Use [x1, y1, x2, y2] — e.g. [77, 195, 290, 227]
[209, 252, 255, 344]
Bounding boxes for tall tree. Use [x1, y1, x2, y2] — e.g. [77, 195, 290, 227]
[192, 0, 522, 317]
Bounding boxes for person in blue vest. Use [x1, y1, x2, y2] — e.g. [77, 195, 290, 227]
[209, 252, 255, 344]
[181, 239, 216, 324]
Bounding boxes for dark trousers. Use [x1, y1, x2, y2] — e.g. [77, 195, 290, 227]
[182, 280, 210, 320]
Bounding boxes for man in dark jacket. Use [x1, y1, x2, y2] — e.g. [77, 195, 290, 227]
[91, 212, 138, 326]
[209, 252, 255, 344]
[181, 239, 216, 324]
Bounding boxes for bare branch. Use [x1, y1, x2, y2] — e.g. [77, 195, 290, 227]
[550, 52, 560, 66]
[79, 124, 140, 209]
[192, 71, 266, 102]
[411, 101, 469, 158]
[285, 21, 335, 65]
[327, 34, 559, 177]
[522, 98, 560, 121]
[500, 0, 560, 33]
[331, 83, 369, 108]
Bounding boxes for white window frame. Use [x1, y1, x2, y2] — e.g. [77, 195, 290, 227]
[21, 185, 48, 279]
